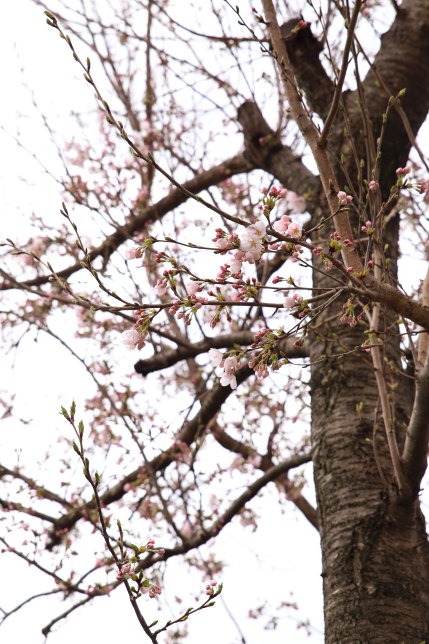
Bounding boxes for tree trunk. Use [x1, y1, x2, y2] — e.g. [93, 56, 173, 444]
[307, 0, 429, 640]
[310, 328, 429, 642]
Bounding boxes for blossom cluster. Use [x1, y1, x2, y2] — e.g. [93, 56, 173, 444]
[208, 349, 239, 389]
[212, 187, 305, 277]
[205, 579, 218, 596]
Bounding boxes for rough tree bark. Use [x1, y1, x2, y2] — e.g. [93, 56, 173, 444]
[240, 1, 429, 641]
[2, 2, 429, 640]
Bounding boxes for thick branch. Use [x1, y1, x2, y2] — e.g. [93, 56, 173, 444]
[0, 465, 72, 509]
[237, 100, 321, 208]
[135, 332, 308, 376]
[279, 18, 335, 121]
[402, 350, 429, 496]
[0, 154, 252, 292]
[262, 0, 363, 273]
[214, 426, 317, 529]
[135, 452, 312, 570]
[360, 0, 429, 187]
[362, 280, 429, 331]
[46, 365, 253, 549]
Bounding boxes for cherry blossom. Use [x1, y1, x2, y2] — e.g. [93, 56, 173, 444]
[272, 215, 292, 233]
[286, 221, 303, 239]
[208, 348, 223, 367]
[284, 293, 303, 309]
[116, 562, 133, 580]
[285, 191, 307, 213]
[121, 328, 146, 350]
[245, 219, 266, 239]
[148, 585, 162, 598]
[187, 281, 200, 295]
[154, 277, 168, 296]
[337, 191, 353, 204]
[215, 237, 233, 251]
[396, 166, 410, 175]
[125, 246, 142, 260]
[240, 236, 263, 263]
[220, 356, 238, 389]
[229, 252, 243, 274]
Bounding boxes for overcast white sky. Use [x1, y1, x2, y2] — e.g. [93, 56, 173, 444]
[2, 1, 429, 643]
[0, 2, 325, 643]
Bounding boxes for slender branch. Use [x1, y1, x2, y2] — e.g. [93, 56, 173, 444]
[46, 365, 254, 549]
[0, 464, 72, 508]
[261, 0, 363, 273]
[135, 332, 309, 375]
[402, 349, 429, 496]
[41, 596, 94, 637]
[135, 452, 312, 570]
[417, 266, 429, 369]
[319, 0, 363, 147]
[213, 426, 317, 529]
[0, 153, 252, 293]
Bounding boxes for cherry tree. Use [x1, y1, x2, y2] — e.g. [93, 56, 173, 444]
[1, 0, 429, 641]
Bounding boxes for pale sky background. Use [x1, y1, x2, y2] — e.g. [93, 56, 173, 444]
[0, 2, 324, 643]
[1, 1, 428, 643]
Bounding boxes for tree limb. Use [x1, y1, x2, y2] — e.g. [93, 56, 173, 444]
[135, 452, 312, 570]
[237, 100, 321, 207]
[46, 364, 254, 549]
[135, 332, 309, 375]
[0, 154, 252, 292]
[402, 349, 429, 497]
[213, 426, 317, 529]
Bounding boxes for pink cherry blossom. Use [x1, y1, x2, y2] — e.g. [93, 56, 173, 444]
[240, 235, 263, 263]
[272, 215, 292, 233]
[337, 191, 352, 204]
[215, 237, 233, 250]
[219, 355, 238, 389]
[154, 278, 168, 296]
[245, 220, 266, 240]
[396, 166, 410, 176]
[121, 328, 141, 350]
[125, 247, 142, 260]
[286, 222, 302, 239]
[285, 191, 307, 213]
[208, 348, 223, 367]
[223, 356, 238, 374]
[284, 293, 303, 309]
[116, 562, 133, 580]
[148, 585, 162, 598]
[229, 251, 243, 274]
[187, 281, 200, 295]
[220, 372, 237, 389]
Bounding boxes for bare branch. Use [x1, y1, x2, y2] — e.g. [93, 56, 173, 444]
[319, 1, 363, 147]
[46, 365, 254, 549]
[135, 332, 309, 376]
[402, 350, 429, 496]
[135, 452, 312, 570]
[213, 426, 317, 529]
[0, 154, 252, 292]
